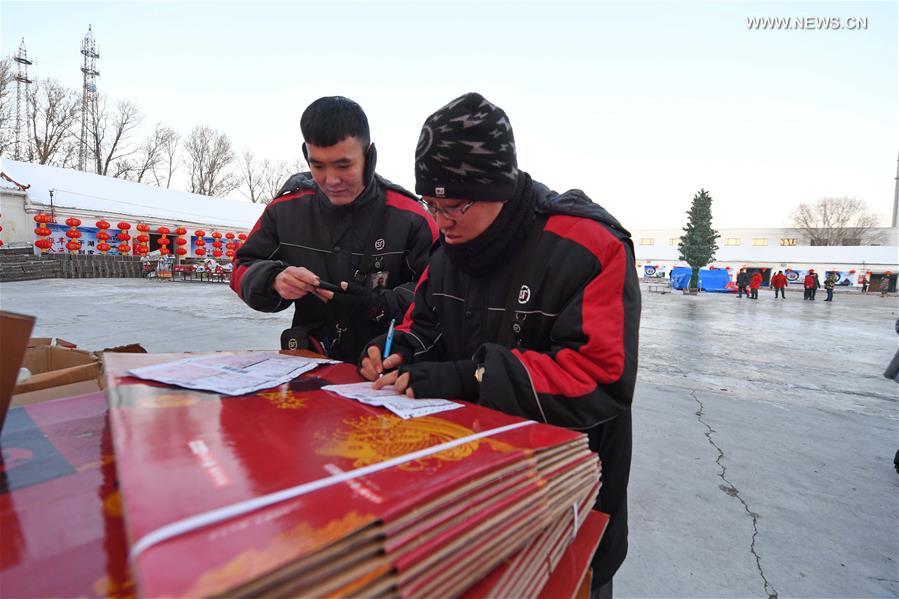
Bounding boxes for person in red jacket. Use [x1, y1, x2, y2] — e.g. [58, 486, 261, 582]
[804, 269, 819, 300]
[771, 270, 787, 299]
[749, 272, 762, 299]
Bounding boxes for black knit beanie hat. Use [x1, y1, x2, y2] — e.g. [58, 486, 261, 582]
[414, 92, 519, 202]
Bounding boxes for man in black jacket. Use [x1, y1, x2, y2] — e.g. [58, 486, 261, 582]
[359, 93, 641, 597]
[231, 97, 437, 361]
[736, 268, 750, 298]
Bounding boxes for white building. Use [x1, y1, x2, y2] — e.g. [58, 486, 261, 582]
[632, 226, 899, 290]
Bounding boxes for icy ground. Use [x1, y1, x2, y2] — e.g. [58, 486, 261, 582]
[1, 279, 897, 597]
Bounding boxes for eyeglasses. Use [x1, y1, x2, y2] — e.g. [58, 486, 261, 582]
[422, 199, 475, 221]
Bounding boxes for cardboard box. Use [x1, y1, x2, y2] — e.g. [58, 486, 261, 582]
[12, 345, 103, 407]
[0, 311, 36, 429]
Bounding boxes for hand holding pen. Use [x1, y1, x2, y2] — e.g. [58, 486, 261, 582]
[359, 319, 403, 382]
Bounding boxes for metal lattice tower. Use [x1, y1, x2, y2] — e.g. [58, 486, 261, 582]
[13, 38, 33, 160]
[78, 25, 100, 171]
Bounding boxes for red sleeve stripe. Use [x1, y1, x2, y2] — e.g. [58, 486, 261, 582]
[512, 215, 627, 397]
[398, 265, 430, 333]
[385, 191, 438, 242]
[231, 190, 314, 298]
[229, 263, 249, 296]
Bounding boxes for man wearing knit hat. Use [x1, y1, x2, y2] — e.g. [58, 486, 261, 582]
[359, 92, 641, 597]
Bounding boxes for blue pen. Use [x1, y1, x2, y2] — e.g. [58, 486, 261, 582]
[383, 318, 396, 360]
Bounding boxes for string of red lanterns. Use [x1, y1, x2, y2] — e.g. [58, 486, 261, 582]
[64, 217, 83, 254]
[135, 223, 150, 255]
[157, 226, 171, 256]
[194, 230, 207, 256]
[211, 230, 223, 258]
[116, 222, 132, 255]
[95, 220, 112, 254]
[33, 212, 53, 253]
[174, 226, 188, 257]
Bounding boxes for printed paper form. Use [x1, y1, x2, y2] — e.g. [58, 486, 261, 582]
[128, 352, 339, 396]
[322, 382, 463, 419]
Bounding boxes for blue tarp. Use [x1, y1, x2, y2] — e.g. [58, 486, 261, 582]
[670, 267, 732, 292]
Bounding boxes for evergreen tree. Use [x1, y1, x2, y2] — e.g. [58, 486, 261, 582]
[677, 189, 720, 290]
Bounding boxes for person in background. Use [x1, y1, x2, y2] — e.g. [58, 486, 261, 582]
[803, 269, 817, 300]
[860, 274, 869, 293]
[824, 273, 836, 302]
[812, 270, 821, 300]
[736, 268, 750, 298]
[749, 271, 762, 299]
[771, 270, 787, 299]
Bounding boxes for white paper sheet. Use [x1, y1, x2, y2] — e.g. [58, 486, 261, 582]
[127, 352, 339, 396]
[322, 381, 463, 419]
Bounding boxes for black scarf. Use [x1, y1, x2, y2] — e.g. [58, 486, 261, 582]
[443, 173, 536, 278]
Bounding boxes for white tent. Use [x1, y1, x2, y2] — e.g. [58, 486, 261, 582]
[1, 159, 264, 231]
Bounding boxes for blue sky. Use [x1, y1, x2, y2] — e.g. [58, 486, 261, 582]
[2, 1, 895, 228]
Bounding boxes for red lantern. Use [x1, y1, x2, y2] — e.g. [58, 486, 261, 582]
[212, 240, 223, 249]
[211, 231, 222, 239]
[212, 249, 223, 258]
[159, 247, 171, 255]
[96, 219, 112, 251]
[97, 242, 112, 253]
[64, 216, 82, 253]
[195, 247, 206, 256]
[118, 222, 132, 231]
[225, 232, 235, 240]
[135, 234, 149, 244]
[174, 227, 187, 236]
[118, 243, 132, 254]
[175, 237, 187, 246]
[225, 249, 235, 259]
[175, 247, 187, 256]
[194, 229, 206, 238]
[96, 230, 111, 241]
[849, 270, 856, 274]
[157, 226, 170, 235]
[157, 237, 171, 246]
[117, 231, 132, 242]
[225, 242, 236, 251]
[32, 211, 53, 251]
[137, 244, 148, 256]
[96, 219, 110, 229]
[238, 233, 247, 241]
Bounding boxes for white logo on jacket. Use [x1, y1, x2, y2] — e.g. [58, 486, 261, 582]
[375, 238, 385, 251]
[518, 285, 531, 304]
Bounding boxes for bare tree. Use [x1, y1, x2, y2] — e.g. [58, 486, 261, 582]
[24, 78, 80, 166]
[183, 125, 238, 197]
[154, 127, 180, 188]
[260, 159, 295, 203]
[0, 57, 14, 157]
[125, 124, 178, 184]
[239, 149, 265, 203]
[86, 96, 141, 176]
[790, 197, 883, 246]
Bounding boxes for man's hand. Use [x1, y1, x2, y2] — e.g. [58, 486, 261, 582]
[372, 361, 478, 401]
[273, 266, 334, 302]
[359, 345, 405, 381]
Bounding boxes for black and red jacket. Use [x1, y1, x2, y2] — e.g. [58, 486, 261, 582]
[231, 173, 437, 361]
[387, 178, 641, 584]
